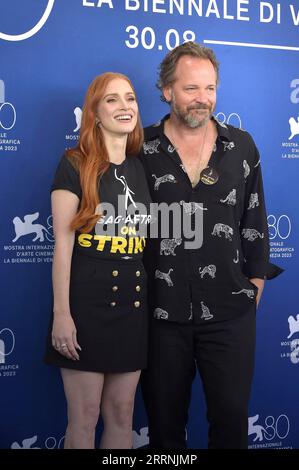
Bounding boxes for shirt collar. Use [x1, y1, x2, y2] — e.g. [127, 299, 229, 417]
[150, 114, 231, 143]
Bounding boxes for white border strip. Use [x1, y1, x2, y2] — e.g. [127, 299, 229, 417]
[204, 39, 299, 52]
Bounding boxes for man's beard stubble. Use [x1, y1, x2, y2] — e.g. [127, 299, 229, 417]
[171, 94, 213, 129]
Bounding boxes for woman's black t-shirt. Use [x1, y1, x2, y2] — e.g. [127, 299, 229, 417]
[51, 155, 152, 260]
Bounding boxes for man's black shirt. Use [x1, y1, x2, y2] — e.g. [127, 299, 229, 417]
[140, 115, 283, 324]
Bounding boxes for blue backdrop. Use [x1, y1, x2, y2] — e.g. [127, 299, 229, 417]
[0, 0, 298, 449]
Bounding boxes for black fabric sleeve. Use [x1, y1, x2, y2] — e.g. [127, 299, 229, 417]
[240, 133, 283, 280]
[51, 155, 82, 199]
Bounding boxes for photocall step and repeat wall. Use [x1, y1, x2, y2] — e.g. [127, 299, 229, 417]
[0, 0, 298, 450]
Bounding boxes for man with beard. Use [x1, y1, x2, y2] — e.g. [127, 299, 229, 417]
[139, 42, 282, 449]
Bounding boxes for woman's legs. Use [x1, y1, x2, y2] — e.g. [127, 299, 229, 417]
[61, 368, 104, 449]
[100, 371, 141, 449]
[61, 368, 140, 449]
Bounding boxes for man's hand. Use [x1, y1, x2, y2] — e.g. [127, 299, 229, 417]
[249, 278, 265, 307]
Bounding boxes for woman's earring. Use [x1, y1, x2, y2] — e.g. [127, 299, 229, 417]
[95, 118, 101, 126]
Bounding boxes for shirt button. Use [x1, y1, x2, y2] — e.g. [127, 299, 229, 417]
[110, 301, 116, 307]
[134, 301, 141, 308]
[112, 270, 119, 277]
[135, 285, 141, 292]
[136, 270, 141, 277]
[112, 286, 118, 292]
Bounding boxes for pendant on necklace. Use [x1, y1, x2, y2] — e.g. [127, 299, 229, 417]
[200, 166, 219, 185]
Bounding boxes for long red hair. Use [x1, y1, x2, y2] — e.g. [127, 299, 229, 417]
[66, 72, 143, 233]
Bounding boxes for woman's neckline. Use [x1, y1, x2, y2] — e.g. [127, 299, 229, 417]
[109, 158, 126, 167]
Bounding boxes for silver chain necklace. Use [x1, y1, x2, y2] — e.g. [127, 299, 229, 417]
[167, 121, 219, 187]
[167, 123, 209, 187]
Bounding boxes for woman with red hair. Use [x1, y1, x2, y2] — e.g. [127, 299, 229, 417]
[45, 73, 151, 449]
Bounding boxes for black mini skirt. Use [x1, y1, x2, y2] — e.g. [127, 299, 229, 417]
[44, 253, 148, 373]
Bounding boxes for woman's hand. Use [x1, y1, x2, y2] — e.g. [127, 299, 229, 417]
[51, 189, 80, 361]
[52, 314, 81, 361]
